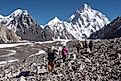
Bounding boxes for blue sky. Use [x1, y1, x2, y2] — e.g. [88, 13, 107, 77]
[0, 0, 121, 25]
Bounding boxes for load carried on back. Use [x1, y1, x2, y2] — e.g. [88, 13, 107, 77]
[47, 46, 58, 72]
[61, 45, 68, 62]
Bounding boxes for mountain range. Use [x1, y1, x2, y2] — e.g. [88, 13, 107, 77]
[45, 4, 110, 39]
[0, 4, 120, 43]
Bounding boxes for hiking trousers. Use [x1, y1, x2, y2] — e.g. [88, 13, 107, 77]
[48, 61, 54, 72]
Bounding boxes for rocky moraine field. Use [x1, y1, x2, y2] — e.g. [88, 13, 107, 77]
[0, 38, 121, 81]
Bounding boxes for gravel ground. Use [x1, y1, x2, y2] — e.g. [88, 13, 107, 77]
[0, 39, 121, 81]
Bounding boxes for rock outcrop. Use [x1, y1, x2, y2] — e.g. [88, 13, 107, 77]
[0, 9, 53, 42]
[0, 25, 20, 43]
[90, 16, 121, 39]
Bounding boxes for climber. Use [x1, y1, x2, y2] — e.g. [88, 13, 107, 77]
[88, 40, 93, 53]
[61, 45, 68, 62]
[47, 46, 57, 72]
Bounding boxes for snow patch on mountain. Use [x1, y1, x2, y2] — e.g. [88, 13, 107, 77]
[48, 17, 61, 26]
[8, 9, 23, 18]
[46, 4, 110, 40]
[0, 4, 110, 41]
[0, 9, 29, 32]
[89, 16, 121, 39]
[68, 4, 110, 39]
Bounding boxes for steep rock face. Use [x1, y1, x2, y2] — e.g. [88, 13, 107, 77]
[0, 25, 20, 43]
[46, 4, 110, 40]
[0, 4, 110, 41]
[90, 16, 121, 39]
[68, 4, 110, 39]
[8, 9, 48, 41]
[46, 17, 74, 39]
[0, 9, 50, 41]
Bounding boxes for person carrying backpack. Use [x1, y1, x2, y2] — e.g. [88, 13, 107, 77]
[76, 43, 81, 54]
[47, 46, 57, 72]
[61, 45, 68, 62]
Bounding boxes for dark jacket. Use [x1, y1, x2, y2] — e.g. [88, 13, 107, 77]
[47, 52, 56, 62]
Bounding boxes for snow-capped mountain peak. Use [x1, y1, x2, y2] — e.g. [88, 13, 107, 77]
[68, 3, 110, 39]
[46, 17, 74, 39]
[8, 9, 23, 18]
[83, 4, 91, 10]
[47, 17, 63, 31]
[0, 9, 35, 32]
[0, 4, 111, 42]
[53, 17, 61, 22]
[48, 17, 61, 26]
[8, 9, 29, 19]
[45, 4, 110, 40]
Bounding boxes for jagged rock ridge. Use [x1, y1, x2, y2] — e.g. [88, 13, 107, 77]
[90, 16, 121, 39]
[46, 4, 110, 39]
[0, 4, 110, 42]
[0, 9, 53, 41]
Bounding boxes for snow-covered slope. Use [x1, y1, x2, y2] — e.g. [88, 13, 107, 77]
[68, 4, 110, 39]
[46, 4, 110, 40]
[0, 9, 53, 41]
[0, 9, 29, 32]
[45, 17, 74, 39]
[0, 4, 110, 41]
[90, 16, 121, 39]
